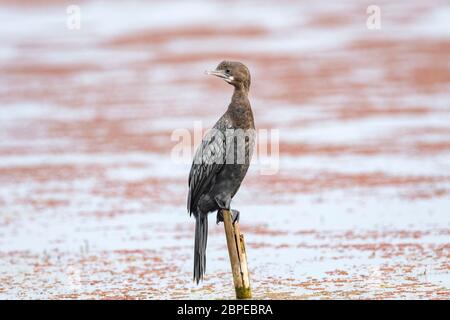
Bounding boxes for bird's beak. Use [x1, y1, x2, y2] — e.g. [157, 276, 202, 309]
[205, 70, 233, 82]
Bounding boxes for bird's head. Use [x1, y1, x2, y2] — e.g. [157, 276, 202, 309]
[206, 61, 251, 91]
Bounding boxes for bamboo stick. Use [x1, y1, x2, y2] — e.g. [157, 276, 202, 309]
[222, 209, 252, 299]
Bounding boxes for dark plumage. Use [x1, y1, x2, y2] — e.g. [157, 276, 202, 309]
[187, 61, 255, 284]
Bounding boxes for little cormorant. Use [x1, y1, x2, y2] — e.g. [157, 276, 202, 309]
[187, 61, 255, 284]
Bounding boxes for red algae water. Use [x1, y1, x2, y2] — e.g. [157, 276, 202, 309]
[0, 1, 449, 299]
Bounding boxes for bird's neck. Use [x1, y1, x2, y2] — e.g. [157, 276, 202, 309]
[228, 87, 253, 129]
[230, 87, 249, 106]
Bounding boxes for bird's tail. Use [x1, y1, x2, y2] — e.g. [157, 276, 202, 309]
[193, 213, 208, 284]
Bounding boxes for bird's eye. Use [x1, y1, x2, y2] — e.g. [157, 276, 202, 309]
[225, 69, 231, 74]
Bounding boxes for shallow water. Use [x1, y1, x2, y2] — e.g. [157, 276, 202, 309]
[0, 0, 449, 299]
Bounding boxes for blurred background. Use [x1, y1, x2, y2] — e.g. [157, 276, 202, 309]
[0, 0, 449, 299]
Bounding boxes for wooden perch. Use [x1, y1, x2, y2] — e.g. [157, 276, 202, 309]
[222, 209, 252, 299]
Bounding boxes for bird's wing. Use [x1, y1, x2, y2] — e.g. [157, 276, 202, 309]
[187, 127, 227, 215]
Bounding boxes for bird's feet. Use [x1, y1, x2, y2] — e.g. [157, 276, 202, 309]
[216, 209, 240, 225]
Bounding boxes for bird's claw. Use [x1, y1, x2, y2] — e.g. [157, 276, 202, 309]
[216, 209, 240, 224]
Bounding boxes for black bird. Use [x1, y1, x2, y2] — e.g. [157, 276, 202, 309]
[187, 61, 255, 284]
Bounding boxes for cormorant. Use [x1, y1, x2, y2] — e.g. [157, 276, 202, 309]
[187, 61, 255, 284]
